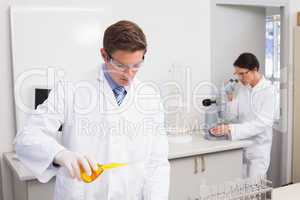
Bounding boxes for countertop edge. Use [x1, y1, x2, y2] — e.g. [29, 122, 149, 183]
[4, 137, 253, 181]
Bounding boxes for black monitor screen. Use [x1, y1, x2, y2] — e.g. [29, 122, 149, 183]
[35, 88, 51, 109]
[34, 88, 62, 131]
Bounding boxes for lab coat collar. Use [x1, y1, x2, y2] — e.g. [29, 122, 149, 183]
[240, 75, 269, 92]
[102, 64, 124, 91]
[251, 75, 268, 92]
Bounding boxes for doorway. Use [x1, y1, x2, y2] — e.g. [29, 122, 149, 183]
[211, 0, 290, 187]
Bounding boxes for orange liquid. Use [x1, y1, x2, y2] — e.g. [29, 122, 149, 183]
[80, 163, 127, 183]
[80, 163, 104, 183]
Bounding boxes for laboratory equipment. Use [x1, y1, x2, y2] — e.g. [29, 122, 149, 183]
[164, 64, 193, 143]
[80, 163, 127, 183]
[195, 176, 273, 200]
[202, 79, 238, 140]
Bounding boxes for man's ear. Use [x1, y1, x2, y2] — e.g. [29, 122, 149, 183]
[100, 48, 108, 62]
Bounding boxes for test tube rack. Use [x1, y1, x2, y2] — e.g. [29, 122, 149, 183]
[191, 176, 273, 200]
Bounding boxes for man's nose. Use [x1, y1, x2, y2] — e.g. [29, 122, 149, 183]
[124, 67, 134, 77]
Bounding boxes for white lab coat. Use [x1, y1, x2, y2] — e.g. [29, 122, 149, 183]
[227, 76, 277, 178]
[14, 66, 170, 200]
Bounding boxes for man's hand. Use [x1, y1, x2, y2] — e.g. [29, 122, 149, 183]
[224, 80, 235, 102]
[54, 150, 98, 181]
[209, 124, 230, 136]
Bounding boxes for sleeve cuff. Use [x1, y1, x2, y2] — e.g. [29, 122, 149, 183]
[35, 144, 65, 183]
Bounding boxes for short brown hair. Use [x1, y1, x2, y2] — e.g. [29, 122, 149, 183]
[103, 20, 147, 55]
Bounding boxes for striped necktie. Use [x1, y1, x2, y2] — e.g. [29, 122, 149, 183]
[113, 86, 127, 106]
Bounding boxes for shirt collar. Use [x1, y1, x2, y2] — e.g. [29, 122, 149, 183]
[102, 64, 129, 91]
[102, 64, 119, 91]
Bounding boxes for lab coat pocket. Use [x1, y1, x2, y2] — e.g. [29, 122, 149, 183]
[55, 168, 84, 200]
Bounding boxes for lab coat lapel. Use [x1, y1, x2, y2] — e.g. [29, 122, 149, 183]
[98, 66, 121, 109]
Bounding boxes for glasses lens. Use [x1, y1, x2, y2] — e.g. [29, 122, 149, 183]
[110, 58, 143, 70]
[133, 61, 143, 69]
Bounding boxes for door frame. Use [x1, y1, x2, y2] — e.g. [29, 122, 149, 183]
[211, 0, 291, 185]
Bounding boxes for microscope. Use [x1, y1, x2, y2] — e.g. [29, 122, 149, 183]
[202, 79, 238, 140]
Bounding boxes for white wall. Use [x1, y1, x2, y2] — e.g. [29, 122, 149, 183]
[289, 1, 300, 69]
[1, 0, 211, 199]
[266, 6, 280, 16]
[211, 4, 266, 87]
[0, 0, 16, 199]
[10, 0, 212, 132]
[289, 0, 300, 184]
[290, 0, 300, 63]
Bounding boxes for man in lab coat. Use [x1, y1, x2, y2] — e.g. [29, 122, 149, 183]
[210, 52, 277, 178]
[14, 20, 170, 200]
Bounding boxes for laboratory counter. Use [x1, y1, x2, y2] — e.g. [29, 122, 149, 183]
[272, 183, 300, 200]
[4, 132, 252, 181]
[4, 132, 253, 200]
[168, 133, 252, 160]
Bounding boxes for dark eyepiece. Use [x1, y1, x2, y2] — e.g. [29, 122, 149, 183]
[202, 99, 217, 107]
